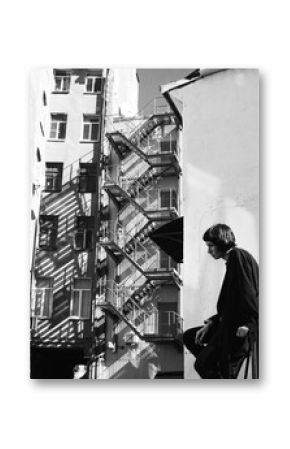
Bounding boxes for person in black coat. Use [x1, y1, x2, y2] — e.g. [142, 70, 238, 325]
[183, 224, 259, 379]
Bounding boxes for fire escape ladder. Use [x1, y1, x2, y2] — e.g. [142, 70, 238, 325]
[95, 282, 156, 338]
[103, 176, 149, 218]
[106, 131, 149, 162]
[99, 234, 147, 277]
[130, 113, 176, 146]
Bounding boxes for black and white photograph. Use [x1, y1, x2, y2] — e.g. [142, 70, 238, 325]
[29, 68, 259, 379]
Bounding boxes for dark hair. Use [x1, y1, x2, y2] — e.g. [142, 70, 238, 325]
[203, 224, 236, 251]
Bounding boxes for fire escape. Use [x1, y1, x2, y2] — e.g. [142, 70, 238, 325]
[96, 99, 183, 346]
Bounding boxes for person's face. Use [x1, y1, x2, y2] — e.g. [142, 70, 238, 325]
[206, 242, 224, 260]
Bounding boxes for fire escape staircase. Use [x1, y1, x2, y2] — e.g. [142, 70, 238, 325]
[103, 176, 149, 217]
[106, 112, 181, 177]
[95, 282, 182, 344]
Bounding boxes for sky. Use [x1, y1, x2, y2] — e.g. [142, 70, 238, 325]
[137, 68, 193, 111]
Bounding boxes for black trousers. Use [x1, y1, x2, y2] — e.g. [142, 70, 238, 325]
[183, 326, 249, 379]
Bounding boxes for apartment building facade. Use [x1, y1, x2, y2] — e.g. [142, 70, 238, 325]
[30, 68, 183, 379]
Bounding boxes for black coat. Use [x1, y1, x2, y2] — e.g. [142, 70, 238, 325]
[208, 247, 259, 352]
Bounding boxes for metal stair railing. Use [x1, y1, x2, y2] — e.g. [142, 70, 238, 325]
[95, 280, 157, 336]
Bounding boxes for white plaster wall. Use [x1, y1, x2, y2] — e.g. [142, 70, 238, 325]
[109, 68, 139, 117]
[171, 69, 259, 379]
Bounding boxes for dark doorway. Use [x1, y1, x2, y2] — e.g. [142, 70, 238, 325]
[30, 347, 85, 379]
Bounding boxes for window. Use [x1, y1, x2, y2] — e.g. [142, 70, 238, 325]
[85, 76, 102, 93]
[160, 250, 177, 271]
[160, 189, 177, 209]
[158, 302, 178, 336]
[32, 277, 54, 318]
[53, 71, 71, 93]
[79, 163, 97, 193]
[70, 278, 92, 319]
[45, 162, 63, 192]
[82, 115, 100, 141]
[74, 216, 94, 251]
[39, 215, 58, 250]
[49, 114, 67, 140]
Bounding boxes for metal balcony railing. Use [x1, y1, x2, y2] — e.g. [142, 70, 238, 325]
[153, 310, 183, 339]
[95, 280, 183, 339]
[104, 166, 179, 215]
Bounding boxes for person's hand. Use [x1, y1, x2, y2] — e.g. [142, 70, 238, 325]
[236, 326, 249, 338]
[195, 323, 211, 345]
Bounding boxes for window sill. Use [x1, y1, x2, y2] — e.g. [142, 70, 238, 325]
[79, 140, 100, 143]
[47, 139, 66, 142]
[44, 189, 62, 193]
[51, 91, 70, 94]
[83, 92, 101, 95]
[69, 316, 90, 321]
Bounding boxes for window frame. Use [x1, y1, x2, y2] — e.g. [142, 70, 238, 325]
[82, 115, 101, 142]
[49, 113, 67, 141]
[85, 76, 102, 94]
[159, 188, 178, 210]
[53, 71, 71, 93]
[45, 162, 63, 192]
[32, 277, 54, 319]
[70, 278, 92, 319]
[74, 216, 94, 251]
[79, 162, 97, 193]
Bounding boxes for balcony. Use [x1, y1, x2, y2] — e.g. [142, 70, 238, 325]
[103, 167, 180, 221]
[99, 222, 182, 287]
[95, 281, 156, 338]
[144, 310, 183, 346]
[95, 281, 183, 343]
[98, 224, 154, 276]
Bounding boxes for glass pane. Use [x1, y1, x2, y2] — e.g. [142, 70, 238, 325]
[86, 230, 93, 249]
[160, 190, 170, 208]
[35, 291, 43, 315]
[74, 279, 91, 289]
[58, 122, 66, 139]
[171, 190, 177, 209]
[86, 78, 92, 92]
[55, 77, 61, 90]
[49, 122, 57, 139]
[160, 251, 169, 269]
[87, 174, 96, 192]
[91, 123, 99, 141]
[79, 176, 87, 193]
[83, 124, 90, 140]
[75, 231, 85, 249]
[94, 78, 102, 92]
[63, 76, 70, 91]
[81, 291, 91, 318]
[72, 292, 80, 316]
[43, 290, 51, 316]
